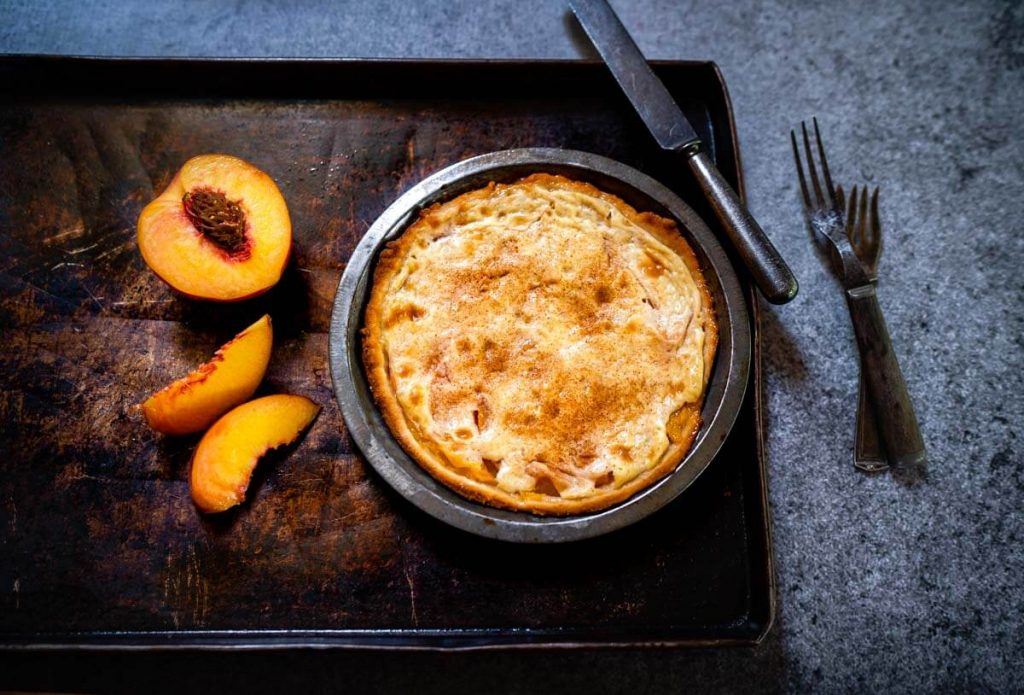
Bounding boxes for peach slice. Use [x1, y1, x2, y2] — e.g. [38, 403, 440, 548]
[137, 154, 291, 301]
[141, 314, 273, 435]
[190, 394, 320, 513]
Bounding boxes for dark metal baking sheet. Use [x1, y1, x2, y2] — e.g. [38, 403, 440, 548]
[0, 56, 774, 648]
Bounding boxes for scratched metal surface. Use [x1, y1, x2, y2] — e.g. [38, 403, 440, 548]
[0, 58, 770, 646]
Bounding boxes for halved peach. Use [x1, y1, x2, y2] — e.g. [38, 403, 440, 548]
[137, 154, 291, 301]
[141, 314, 273, 435]
[190, 394, 320, 513]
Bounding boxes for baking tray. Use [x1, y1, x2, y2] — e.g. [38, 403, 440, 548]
[0, 56, 774, 648]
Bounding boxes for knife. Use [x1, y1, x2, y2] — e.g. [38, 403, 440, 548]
[569, 0, 799, 304]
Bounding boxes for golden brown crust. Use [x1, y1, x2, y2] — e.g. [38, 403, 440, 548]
[363, 173, 718, 515]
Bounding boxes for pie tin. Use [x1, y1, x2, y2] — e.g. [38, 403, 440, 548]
[328, 148, 750, 543]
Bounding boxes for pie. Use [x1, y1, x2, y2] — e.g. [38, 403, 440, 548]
[362, 174, 717, 515]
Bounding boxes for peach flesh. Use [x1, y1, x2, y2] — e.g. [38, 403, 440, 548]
[189, 394, 320, 513]
[141, 314, 273, 435]
[137, 154, 291, 302]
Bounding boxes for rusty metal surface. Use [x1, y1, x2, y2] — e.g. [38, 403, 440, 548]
[0, 57, 771, 647]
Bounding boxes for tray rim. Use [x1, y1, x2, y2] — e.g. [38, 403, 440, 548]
[0, 54, 775, 650]
[0, 53, 725, 68]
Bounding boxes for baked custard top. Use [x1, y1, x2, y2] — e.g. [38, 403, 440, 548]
[363, 174, 717, 515]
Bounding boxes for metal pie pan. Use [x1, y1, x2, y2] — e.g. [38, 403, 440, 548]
[329, 148, 750, 543]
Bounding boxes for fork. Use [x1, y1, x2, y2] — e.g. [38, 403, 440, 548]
[791, 118, 927, 481]
[838, 185, 888, 473]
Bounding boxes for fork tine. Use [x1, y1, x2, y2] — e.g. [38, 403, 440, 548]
[791, 130, 812, 210]
[838, 184, 851, 245]
[812, 117, 837, 206]
[846, 185, 859, 244]
[868, 187, 884, 261]
[869, 187, 881, 252]
[857, 184, 869, 252]
[801, 121, 824, 207]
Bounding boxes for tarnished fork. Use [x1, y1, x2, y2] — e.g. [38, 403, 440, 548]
[791, 119, 927, 482]
[838, 185, 888, 472]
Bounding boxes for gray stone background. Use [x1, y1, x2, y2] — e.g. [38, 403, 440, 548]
[1, 0, 1022, 692]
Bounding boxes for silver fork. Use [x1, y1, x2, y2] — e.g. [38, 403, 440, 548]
[791, 119, 927, 482]
[838, 186, 888, 472]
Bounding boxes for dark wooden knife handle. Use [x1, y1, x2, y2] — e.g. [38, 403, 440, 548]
[845, 285, 927, 477]
[687, 150, 799, 305]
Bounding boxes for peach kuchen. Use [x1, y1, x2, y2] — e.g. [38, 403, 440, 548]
[362, 174, 718, 515]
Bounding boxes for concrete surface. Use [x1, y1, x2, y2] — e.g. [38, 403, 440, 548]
[1, 0, 1022, 692]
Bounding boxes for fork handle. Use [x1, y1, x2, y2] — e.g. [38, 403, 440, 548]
[845, 285, 927, 478]
[687, 150, 799, 304]
[854, 361, 889, 472]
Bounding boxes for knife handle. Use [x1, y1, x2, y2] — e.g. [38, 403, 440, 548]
[845, 285, 927, 481]
[687, 150, 799, 304]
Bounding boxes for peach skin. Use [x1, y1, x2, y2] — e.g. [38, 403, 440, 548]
[190, 394, 320, 513]
[141, 314, 273, 435]
[137, 154, 291, 301]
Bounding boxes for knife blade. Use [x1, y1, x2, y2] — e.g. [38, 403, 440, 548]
[569, 0, 799, 304]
